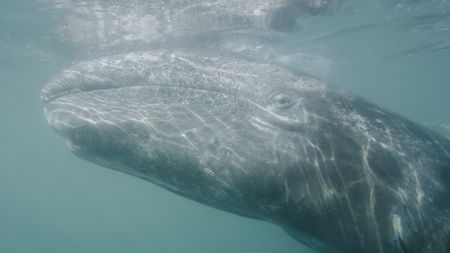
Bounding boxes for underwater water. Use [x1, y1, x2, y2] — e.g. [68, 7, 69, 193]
[1, 0, 450, 253]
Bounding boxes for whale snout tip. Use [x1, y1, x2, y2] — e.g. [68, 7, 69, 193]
[40, 81, 54, 103]
[40, 91, 51, 103]
[40, 69, 87, 104]
[40, 81, 64, 104]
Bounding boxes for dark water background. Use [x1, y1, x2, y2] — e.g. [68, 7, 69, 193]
[1, 1, 449, 252]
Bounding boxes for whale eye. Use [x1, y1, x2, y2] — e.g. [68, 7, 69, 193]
[271, 93, 295, 109]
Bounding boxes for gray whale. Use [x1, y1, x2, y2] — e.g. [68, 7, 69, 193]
[42, 49, 450, 253]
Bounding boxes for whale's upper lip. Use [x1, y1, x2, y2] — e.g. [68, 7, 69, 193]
[40, 68, 228, 104]
[40, 72, 226, 104]
[41, 52, 163, 103]
[41, 52, 211, 104]
[41, 50, 247, 104]
[40, 69, 131, 103]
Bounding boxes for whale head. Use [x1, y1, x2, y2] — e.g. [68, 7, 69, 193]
[41, 49, 450, 253]
[41, 49, 332, 221]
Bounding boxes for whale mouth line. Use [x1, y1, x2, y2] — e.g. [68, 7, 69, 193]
[41, 83, 230, 104]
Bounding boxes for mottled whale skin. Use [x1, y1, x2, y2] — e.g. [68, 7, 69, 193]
[42, 49, 450, 253]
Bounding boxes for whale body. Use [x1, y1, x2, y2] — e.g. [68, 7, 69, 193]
[42, 49, 450, 253]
